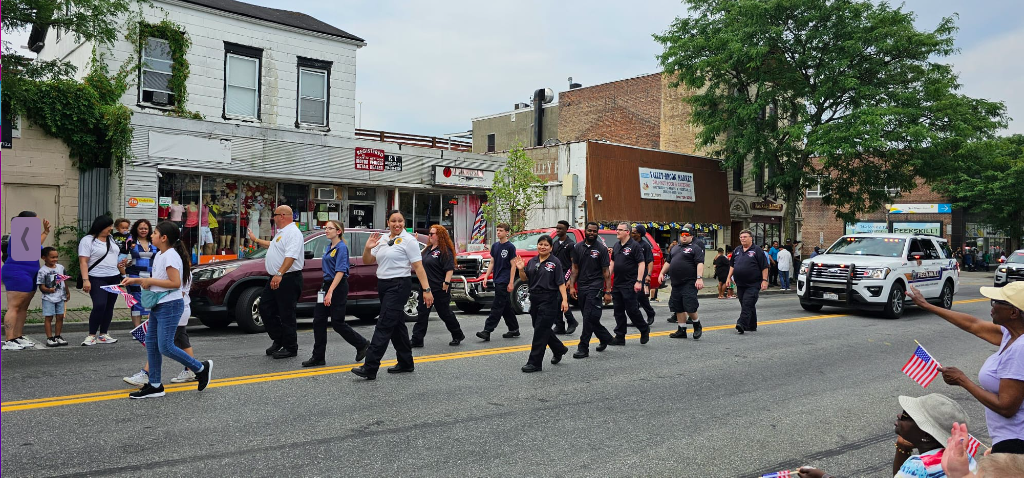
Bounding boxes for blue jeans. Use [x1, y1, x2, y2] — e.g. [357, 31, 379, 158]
[779, 271, 791, 289]
[146, 298, 201, 385]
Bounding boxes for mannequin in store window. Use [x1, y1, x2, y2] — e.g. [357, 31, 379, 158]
[247, 205, 261, 248]
[183, 199, 199, 253]
[259, 207, 273, 240]
[168, 199, 185, 229]
[219, 192, 237, 253]
[200, 193, 218, 256]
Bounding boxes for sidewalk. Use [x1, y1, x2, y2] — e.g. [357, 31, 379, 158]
[1, 284, 133, 324]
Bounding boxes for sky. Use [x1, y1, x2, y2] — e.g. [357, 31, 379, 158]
[5, 0, 1022, 136]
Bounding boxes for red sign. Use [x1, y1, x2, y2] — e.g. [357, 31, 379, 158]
[355, 147, 386, 171]
[127, 198, 139, 207]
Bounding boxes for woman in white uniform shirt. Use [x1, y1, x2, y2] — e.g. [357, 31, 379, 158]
[352, 211, 434, 381]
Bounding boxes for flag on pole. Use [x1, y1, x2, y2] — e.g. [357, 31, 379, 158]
[761, 471, 794, 478]
[902, 344, 941, 388]
[54, 274, 72, 283]
[966, 434, 983, 457]
[470, 207, 487, 245]
[130, 320, 149, 346]
[100, 284, 139, 308]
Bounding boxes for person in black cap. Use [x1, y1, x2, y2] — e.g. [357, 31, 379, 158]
[568, 222, 614, 359]
[631, 224, 656, 325]
[610, 222, 651, 345]
[726, 228, 769, 334]
[551, 220, 579, 335]
[659, 225, 704, 339]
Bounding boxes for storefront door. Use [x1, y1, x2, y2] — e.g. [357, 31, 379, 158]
[348, 204, 374, 229]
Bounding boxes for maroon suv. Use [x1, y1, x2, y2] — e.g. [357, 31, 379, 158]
[190, 229, 427, 333]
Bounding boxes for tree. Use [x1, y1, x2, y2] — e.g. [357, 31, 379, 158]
[931, 135, 1024, 249]
[654, 0, 1007, 240]
[482, 144, 545, 233]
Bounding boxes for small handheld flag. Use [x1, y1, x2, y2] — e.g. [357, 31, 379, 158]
[761, 471, 794, 478]
[130, 320, 149, 347]
[902, 344, 941, 388]
[54, 274, 72, 283]
[100, 284, 139, 308]
[966, 434, 983, 457]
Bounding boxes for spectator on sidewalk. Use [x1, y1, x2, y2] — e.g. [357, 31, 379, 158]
[37, 247, 70, 347]
[127, 219, 158, 328]
[769, 241, 780, 287]
[714, 248, 730, 299]
[810, 246, 821, 259]
[79, 215, 130, 346]
[777, 245, 794, 291]
[3, 211, 51, 351]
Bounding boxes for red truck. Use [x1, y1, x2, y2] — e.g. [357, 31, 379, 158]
[452, 227, 663, 315]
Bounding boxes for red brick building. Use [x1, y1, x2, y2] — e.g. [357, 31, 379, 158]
[557, 74, 663, 150]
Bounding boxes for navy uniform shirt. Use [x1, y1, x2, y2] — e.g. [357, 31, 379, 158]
[421, 246, 454, 289]
[638, 238, 655, 279]
[612, 238, 645, 289]
[730, 245, 769, 286]
[490, 241, 517, 285]
[669, 241, 705, 286]
[552, 235, 576, 283]
[572, 239, 610, 290]
[526, 256, 565, 293]
[321, 240, 350, 282]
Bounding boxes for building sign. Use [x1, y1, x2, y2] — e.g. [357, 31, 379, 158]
[846, 222, 889, 235]
[385, 154, 403, 171]
[348, 187, 377, 201]
[354, 148, 403, 171]
[966, 223, 1004, 238]
[638, 167, 695, 202]
[892, 221, 942, 236]
[159, 197, 172, 206]
[888, 203, 952, 214]
[751, 201, 783, 211]
[127, 197, 156, 208]
[433, 166, 495, 189]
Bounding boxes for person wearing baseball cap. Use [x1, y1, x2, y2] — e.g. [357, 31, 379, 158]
[658, 225, 705, 340]
[906, 281, 1024, 454]
[630, 224, 657, 325]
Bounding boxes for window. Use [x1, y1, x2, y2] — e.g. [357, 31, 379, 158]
[755, 167, 765, 195]
[304, 235, 331, 257]
[806, 183, 822, 198]
[141, 38, 176, 107]
[296, 57, 332, 127]
[487, 134, 496, 153]
[732, 162, 744, 192]
[224, 43, 263, 120]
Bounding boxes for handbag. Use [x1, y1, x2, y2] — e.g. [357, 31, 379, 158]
[140, 289, 171, 309]
[77, 238, 113, 289]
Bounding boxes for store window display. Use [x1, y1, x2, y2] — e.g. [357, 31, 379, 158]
[241, 180, 276, 245]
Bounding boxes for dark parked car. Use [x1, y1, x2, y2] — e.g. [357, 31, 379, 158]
[190, 229, 430, 333]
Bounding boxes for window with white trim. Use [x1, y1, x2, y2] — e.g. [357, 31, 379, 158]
[806, 177, 824, 198]
[141, 38, 176, 107]
[225, 54, 259, 118]
[298, 68, 328, 126]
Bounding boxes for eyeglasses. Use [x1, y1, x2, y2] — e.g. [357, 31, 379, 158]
[616, 228, 629, 232]
[323, 227, 338, 231]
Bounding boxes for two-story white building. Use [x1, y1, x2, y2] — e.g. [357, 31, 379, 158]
[34, 0, 505, 262]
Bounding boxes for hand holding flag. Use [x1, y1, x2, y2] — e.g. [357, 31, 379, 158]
[54, 274, 72, 283]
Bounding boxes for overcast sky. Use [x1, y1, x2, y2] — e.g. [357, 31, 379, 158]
[7, 0, 1022, 136]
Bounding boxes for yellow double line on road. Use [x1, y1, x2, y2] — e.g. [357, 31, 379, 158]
[1, 298, 989, 413]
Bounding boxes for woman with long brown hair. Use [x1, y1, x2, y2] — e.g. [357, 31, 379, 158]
[410, 225, 465, 347]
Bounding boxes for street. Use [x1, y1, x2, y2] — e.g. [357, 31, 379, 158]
[0, 276, 1001, 477]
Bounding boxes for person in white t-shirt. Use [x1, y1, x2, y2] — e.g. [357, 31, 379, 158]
[777, 246, 794, 291]
[36, 247, 70, 347]
[247, 205, 304, 359]
[121, 221, 212, 399]
[122, 273, 201, 386]
[78, 215, 130, 346]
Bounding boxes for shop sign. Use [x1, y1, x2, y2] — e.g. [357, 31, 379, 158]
[892, 221, 942, 236]
[638, 167, 695, 202]
[126, 197, 156, 208]
[159, 197, 172, 206]
[846, 222, 889, 235]
[348, 187, 376, 201]
[354, 148, 403, 171]
[385, 154, 403, 171]
[966, 223, 1004, 238]
[751, 201, 783, 211]
[433, 166, 495, 188]
[887, 203, 952, 214]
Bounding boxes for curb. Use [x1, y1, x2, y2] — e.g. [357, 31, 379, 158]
[21, 317, 206, 335]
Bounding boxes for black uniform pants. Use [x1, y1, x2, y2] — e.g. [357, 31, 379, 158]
[736, 284, 761, 331]
[612, 287, 650, 337]
[527, 291, 567, 367]
[483, 284, 520, 332]
[577, 287, 612, 351]
[769, 262, 779, 286]
[363, 277, 414, 372]
[637, 285, 655, 319]
[311, 279, 368, 360]
[555, 309, 578, 332]
[412, 288, 464, 343]
[260, 271, 302, 351]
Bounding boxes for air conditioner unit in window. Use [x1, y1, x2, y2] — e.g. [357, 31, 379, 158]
[151, 91, 170, 106]
[316, 188, 336, 201]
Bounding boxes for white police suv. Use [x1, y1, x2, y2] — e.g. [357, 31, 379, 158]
[797, 234, 959, 319]
[994, 249, 1024, 287]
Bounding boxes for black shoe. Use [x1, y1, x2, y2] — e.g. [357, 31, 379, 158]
[609, 336, 626, 346]
[387, 365, 415, 374]
[449, 333, 464, 346]
[265, 343, 282, 356]
[669, 327, 687, 339]
[129, 383, 165, 399]
[596, 341, 609, 352]
[351, 366, 376, 380]
[356, 344, 369, 362]
[692, 322, 703, 340]
[302, 358, 326, 367]
[502, 330, 520, 339]
[685, 317, 695, 325]
[196, 360, 213, 391]
[736, 325, 745, 335]
[521, 364, 541, 373]
[272, 348, 297, 359]
[566, 322, 578, 335]
[553, 326, 568, 335]
[640, 330, 650, 344]
[551, 347, 569, 364]
[410, 340, 424, 348]
[476, 330, 490, 342]
[573, 349, 589, 359]
[667, 316, 678, 323]
[647, 312, 656, 326]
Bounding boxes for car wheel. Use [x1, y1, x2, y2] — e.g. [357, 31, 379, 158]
[404, 289, 420, 322]
[883, 282, 906, 320]
[800, 301, 823, 312]
[938, 280, 954, 309]
[456, 302, 484, 314]
[197, 315, 232, 329]
[510, 280, 530, 315]
[235, 287, 266, 333]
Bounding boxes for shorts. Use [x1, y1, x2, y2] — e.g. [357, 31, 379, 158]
[199, 227, 214, 245]
[669, 280, 699, 313]
[42, 300, 66, 316]
[717, 273, 729, 284]
[173, 326, 191, 349]
[2, 266, 38, 292]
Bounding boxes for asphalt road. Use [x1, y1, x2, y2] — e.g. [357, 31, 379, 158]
[1, 277, 1002, 477]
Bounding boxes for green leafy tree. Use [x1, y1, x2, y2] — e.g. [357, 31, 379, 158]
[932, 135, 1024, 249]
[482, 144, 545, 233]
[655, 0, 1007, 239]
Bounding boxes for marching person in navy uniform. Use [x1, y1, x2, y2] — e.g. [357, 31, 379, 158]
[551, 220, 580, 335]
[610, 222, 651, 346]
[410, 225, 466, 347]
[476, 223, 520, 341]
[352, 211, 434, 380]
[302, 220, 369, 367]
[513, 235, 570, 373]
[568, 222, 614, 359]
[631, 224, 656, 325]
[659, 225, 705, 340]
[726, 228, 769, 334]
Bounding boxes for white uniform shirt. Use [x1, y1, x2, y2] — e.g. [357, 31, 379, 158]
[777, 248, 793, 272]
[264, 222, 304, 275]
[78, 235, 120, 277]
[150, 250, 185, 304]
[372, 231, 421, 279]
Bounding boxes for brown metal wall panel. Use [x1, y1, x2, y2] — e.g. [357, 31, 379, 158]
[584, 142, 730, 224]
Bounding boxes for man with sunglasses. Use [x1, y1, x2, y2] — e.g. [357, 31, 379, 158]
[659, 225, 704, 340]
[610, 222, 651, 345]
[248, 205, 304, 358]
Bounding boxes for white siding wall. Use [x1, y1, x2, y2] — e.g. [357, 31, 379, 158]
[526, 142, 590, 230]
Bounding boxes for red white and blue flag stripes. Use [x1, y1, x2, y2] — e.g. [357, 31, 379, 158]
[54, 274, 72, 283]
[130, 320, 148, 346]
[100, 284, 139, 308]
[762, 471, 794, 478]
[902, 344, 941, 388]
[470, 207, 487, 244]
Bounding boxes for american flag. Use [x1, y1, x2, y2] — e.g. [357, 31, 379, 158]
[470, 207, 487, 244]
[100, 284, 139, 308]
[130, 320, 148, 346]
[967, 434, 983, 456]
[54, 274, 72, 283]
[902, 344, 941, 388]
[761, 471, 794, 478]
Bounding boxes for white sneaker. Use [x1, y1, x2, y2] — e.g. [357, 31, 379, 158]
[14, 336, 35, 347]
[97, 334, 118, 344]
[2, 341, 26, 351]
[54, 335, 69, 346]
[123, 369, 149, 386]
[81, 335, 98, 346]
[45, 337, 60, 347]
[170, 368, 197, 383]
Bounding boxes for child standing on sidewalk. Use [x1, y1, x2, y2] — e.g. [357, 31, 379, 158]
[36, 247, 70, 347]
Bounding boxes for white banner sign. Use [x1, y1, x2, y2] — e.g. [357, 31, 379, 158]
[887, 203, 952, 214]
[433, 166, 495, 189]
[638, 167, 695, 202]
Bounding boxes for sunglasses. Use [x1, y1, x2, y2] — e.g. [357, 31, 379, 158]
[898, 411, 914, 422]
[680, 232, 691, 237]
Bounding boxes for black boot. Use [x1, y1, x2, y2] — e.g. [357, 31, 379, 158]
[692, 321, 703, 340]
[669, 326, 687, 339]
